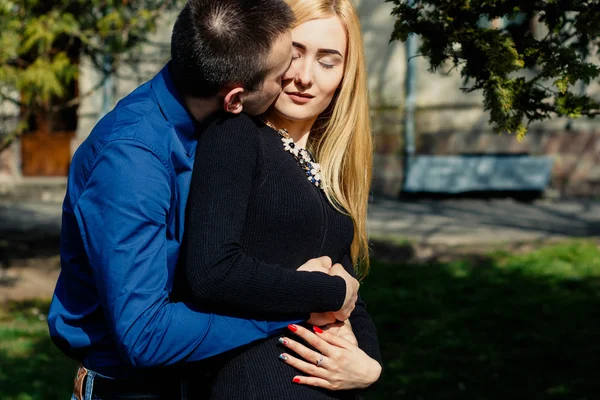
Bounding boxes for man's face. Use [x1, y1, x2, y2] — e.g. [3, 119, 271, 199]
[241, 31, 293, 116]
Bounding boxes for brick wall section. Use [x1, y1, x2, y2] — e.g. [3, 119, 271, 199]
[0, 143, 18, 192]
[2, 108, 597, 198]
[371, 109, 600, 198]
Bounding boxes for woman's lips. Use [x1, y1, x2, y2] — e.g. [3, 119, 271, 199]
[286, 92, 314, 104]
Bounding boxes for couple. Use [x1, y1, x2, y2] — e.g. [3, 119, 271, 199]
[49, 0, 381, 398]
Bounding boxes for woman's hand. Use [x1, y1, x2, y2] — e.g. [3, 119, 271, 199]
[322, 320, 358, 346]
[296, 256, 333, 274]
[296, 257, 358, 322]
[278, 324, 381, 391]
[307, 312, 337, 326]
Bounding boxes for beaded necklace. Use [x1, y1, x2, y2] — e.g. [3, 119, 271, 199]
[262, 118, 323, 189]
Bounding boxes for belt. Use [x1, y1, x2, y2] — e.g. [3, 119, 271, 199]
[88, 374, 185, 400]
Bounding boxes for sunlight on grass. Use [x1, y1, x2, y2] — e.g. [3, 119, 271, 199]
[0, 240, 599, 399]
[0, 300, 76, 400]
[501, 241, 600, 280]
[361, 239, 600, 400]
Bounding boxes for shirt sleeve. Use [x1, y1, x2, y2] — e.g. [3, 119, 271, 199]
[184, 114, 347, 317]
[73, 138, 295, 368]
[342, 255, 382, 365]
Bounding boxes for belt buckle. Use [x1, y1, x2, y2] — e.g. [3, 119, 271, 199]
[73, 364, 88, 400]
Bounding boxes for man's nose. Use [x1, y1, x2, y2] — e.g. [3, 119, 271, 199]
[282, 62, 297, 82]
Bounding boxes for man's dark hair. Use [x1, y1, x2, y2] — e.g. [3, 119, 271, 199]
[170, 0, 294, 98]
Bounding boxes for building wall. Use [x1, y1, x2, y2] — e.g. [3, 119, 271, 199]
[2, 1, 599, 197]
[357, 0, 600, 197]
[0, 95, 20, 190]
[76, 12, 176, 141]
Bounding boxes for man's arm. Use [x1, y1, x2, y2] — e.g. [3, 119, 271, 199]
[73, 139, 293, 368]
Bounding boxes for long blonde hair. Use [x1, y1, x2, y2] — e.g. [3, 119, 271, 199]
[286, 0, 372, 279]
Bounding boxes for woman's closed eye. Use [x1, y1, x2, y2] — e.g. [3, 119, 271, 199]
[318, 56, 341, 70]
[319, 61, 335, 70]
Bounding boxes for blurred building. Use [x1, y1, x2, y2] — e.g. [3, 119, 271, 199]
[1, 1, 599, 197]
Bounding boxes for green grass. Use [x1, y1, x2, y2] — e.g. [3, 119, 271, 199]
[0, 299, 76, 400]
[362, 240, 600, 400]
[1, 240, 599, 399]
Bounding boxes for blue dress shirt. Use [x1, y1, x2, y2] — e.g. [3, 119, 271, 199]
[48, 64, 295, 377]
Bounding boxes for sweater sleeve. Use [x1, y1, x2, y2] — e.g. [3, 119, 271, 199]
[184, 113, 346, 318]
[342, 255, 382, 365]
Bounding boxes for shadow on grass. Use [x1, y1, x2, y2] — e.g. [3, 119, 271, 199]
[0, 300, 77, 400]
[1, 241, 600, 399]
[362, 241, 600, 400]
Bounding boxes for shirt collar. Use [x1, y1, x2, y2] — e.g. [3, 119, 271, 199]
[152, 63, 197, 156]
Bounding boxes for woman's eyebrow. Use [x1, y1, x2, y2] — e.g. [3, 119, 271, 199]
[292, 41, 305, 49]
[292, 42, 342, 57]
[318, 49, 343, 57]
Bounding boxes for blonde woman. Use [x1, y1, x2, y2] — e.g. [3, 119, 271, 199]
[182, 0, 381, 397]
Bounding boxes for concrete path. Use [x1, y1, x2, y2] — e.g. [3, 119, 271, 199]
[368, 197, 600, 244]
[0, 200, 62, 243]
[2, 196, 600, 245]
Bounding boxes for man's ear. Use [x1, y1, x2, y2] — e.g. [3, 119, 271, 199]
[221, 86, 245, 114]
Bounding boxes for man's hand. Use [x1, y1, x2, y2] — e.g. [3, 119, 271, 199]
[296, 256, 333, 274]
[329, 263, 359, 321]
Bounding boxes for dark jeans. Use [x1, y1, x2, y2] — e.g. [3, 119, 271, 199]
[71, 369, 190, 400]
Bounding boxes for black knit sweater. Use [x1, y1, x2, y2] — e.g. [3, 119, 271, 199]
[181, 113, 381, 399]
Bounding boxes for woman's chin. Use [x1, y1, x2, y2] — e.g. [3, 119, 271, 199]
[272, 107, 321, 123]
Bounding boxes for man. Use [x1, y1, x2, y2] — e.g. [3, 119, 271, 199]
[48, 0, 359, 399]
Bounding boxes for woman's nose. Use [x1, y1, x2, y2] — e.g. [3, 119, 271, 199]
[294, 60, 314, 87]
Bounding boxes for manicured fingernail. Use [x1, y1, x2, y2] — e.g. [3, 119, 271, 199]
[313, 326, 324, 334]
[278, 337, 288, 345]
[288, 324, 298, 332]
[279, 353, 288, 361]
[293, 377, 301, 383]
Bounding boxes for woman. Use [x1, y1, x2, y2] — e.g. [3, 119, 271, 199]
[183, 0, 380, 397]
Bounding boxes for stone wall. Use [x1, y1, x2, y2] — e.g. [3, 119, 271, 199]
[0, 98, 20, 190]
[2, 1, 598, 199]
[372, 107, 600, 198]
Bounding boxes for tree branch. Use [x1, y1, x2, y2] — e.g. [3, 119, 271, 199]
[0, 131, 18, 154]
[0, 92, 22, 107]
[0, 120, 27, 154]
[443, 60, 467, 76]
[534, 83, 558, 95]
[407, 53, 426, 61]
[581, 109, 600, 116]
[49, 76, 108, 112]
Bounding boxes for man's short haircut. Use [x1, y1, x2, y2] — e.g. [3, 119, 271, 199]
[170, 0, 295, 98]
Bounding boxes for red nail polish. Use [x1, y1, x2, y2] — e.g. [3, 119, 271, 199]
[293, 378, 301, 383]
[313, 326, 324, 334]
[288, 324, 298, 332]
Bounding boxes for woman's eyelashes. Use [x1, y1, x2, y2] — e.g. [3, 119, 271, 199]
[319, 61, 335, 70]
[292, 51, 337, 70]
